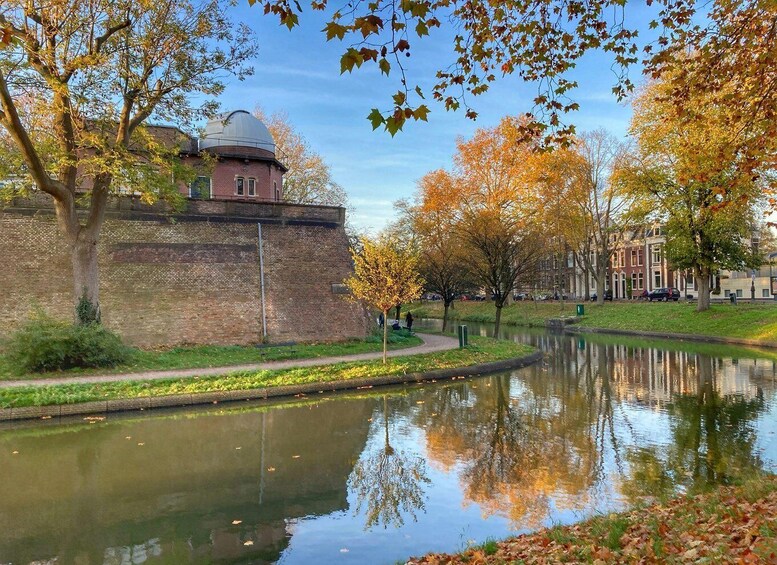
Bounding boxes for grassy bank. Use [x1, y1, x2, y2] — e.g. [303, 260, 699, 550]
[412, 300, 777, 343]
[0, 330, 422, 381]
[410, 475, 777, 564]
[0, 336, 534, 409]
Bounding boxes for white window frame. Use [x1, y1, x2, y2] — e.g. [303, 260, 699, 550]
[248, 177, 256, 197]
[652, 245, 661, 265]
[235, 176, 245, 196]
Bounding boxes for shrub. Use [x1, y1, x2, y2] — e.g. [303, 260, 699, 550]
[5, 314, 130, 373]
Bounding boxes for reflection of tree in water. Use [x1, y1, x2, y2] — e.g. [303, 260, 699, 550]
[624, 354, 766, 501]
[348, 395, 431, 529]
[417, 353, 617, 529]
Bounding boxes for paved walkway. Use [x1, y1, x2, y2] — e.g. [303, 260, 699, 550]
[0, 333, 459, 389]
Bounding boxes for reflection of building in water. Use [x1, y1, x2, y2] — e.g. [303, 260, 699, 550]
[0, 399, 372, 564]
[577, 340, 775, 409]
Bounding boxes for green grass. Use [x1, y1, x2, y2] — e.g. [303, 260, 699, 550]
[0, 336, 534, 409]
[412, 300, 777, 343]
[0, 330, 423, 381]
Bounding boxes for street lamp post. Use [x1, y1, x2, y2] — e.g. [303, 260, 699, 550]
[751, 272, 756, 302]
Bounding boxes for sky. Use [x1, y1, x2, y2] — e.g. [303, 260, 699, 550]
[212, 2, 657, 232]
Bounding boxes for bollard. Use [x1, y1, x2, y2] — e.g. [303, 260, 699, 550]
[576, 303, 584, 316]
[457, 324, 468, 348]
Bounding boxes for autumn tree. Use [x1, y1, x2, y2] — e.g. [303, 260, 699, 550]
[398, 169, 469, 332]
[0, 0, 256, 323]
[619, 76, 767, 312]
[254, 108, 348, 207]
[453, 116, 544, 337]
[562, 130, 644, 305]
[344, 233, 424, 363]
[252, 0, 776, 149]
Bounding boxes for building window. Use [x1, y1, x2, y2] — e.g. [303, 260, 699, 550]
[654, 226, 661, 236]
[248, 178, 256, 197]
[274, 180, 280, 201]
[637, 249, 643, 266]
[189, 176, 211, 199]
[654, 270, 661, 288]
[235, 176, 245, 196]
[637, 272, 643, 290]
[652, 245, 661, 264]
[763, 288, 770, 298]
[736, 289, 743, 298]
[631, 273, 638, 291]
[619, 251, 625, 268]
[725, 289, 731, 297]
[630, 249, 637, 267]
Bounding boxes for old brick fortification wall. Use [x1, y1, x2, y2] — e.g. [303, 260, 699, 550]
[0, 195, 369, 347]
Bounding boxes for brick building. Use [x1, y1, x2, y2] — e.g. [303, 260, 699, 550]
[180, 110, 287, 201]
[0, 110, 371, 346]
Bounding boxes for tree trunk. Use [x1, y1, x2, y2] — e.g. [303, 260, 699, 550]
[72, 235, 101, 323]
[696, 271, 711, 312]
[596, 268, 605, 306]
[442, 301, 450, 333]
[494, 303, 502, 338]
[584, 272, 590, 301]
[382, 309, 389, 364]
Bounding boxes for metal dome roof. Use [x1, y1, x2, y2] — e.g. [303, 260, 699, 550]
[200, 110, 276, 154]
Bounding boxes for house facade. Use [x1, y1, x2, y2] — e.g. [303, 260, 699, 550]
[180, 110, 287, 201]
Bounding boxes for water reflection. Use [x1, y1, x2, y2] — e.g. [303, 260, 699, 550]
[348, 396, 431, 529]
[0, 324, 776, 564]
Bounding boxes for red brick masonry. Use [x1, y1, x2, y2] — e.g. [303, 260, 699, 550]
[0, 195, 370, 347]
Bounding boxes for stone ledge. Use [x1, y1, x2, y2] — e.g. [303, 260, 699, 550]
[0, 351, 542, 423]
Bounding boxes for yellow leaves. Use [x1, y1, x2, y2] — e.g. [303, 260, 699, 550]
[344, 234, 424, 315]
[340, 48, 365, 73]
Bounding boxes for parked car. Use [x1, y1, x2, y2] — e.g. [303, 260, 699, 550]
[648, 287, 680, 301]
[590, 289, 613, 301]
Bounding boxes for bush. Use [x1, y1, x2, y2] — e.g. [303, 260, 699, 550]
[5, 314, 130, 373]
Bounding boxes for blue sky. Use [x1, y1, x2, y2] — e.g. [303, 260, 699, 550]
[213, 2, 655, 232]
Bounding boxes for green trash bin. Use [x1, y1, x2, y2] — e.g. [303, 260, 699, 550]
[576, 303, 585, 316]
[457, 325, 468, 348]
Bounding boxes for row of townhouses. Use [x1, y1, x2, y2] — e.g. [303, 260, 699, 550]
[534, 225, 775, 301]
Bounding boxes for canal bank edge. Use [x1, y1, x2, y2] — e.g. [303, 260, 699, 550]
[0, 351, 543, 422]
[565, 325, 777, 349]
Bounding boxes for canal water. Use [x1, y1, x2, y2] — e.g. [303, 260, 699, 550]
[1, 322, 776, 564]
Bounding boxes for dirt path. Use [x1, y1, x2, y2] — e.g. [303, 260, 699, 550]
[0, 333, 459, 389]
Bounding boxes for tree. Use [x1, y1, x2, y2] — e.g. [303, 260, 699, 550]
[254, 108, 349, 207]
[0, 0, 256, 323]
[399, 169, 469, 332]
[565, 130, 644, 305]
[344, 233, 424, 363]
[252, 0, 776, 148]
[453, 116, 544, 336]
[619, 76, 767, 312]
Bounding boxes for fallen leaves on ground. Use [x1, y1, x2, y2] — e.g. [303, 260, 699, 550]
[408, 476, 777, 564]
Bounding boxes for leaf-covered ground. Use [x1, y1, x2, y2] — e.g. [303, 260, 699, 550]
[408, 476, 777, 564]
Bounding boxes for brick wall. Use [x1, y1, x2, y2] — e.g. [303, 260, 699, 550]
[0, 196, 369, 347]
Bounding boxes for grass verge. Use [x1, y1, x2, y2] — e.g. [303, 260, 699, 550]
[412, 301, 777, 343]
[410, 475, 777, 564]
[0, 336, 534, 409]
[0, 330, 422, 381]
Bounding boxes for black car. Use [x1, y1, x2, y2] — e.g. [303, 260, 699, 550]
[590, 289, 613, 301]
[648, 287, 680, 301]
